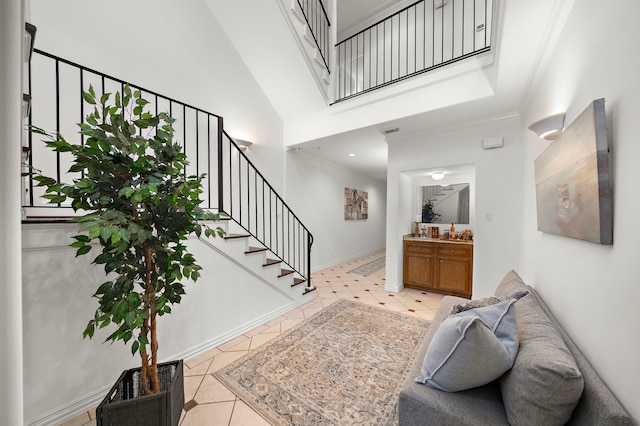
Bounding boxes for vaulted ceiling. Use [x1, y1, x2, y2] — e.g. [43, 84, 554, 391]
[205, 0, 570, 180]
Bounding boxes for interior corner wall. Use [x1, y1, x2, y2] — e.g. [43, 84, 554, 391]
[385, 116, 524, 298]
[518, 0, 640, 420]
[29, 0, 285, 192]
[284, 152, 387, 271]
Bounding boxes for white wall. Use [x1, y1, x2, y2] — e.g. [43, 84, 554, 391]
[385, 115, 525, 295]
[1, 1, 25, 425]
[29, 0, 285, 192]
[518, 0, 640, 420]
[285, 151, 387, 271]
[22, 224, 298, 425]
[25, 1, 305, 423]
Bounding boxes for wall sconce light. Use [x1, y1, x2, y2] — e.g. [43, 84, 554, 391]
[22, 93, 31, 118]
[25, 23, 37, 63]
[234, 138, 253, 151]
[431, 172, 445, 181]
[528, 113, 565, 140]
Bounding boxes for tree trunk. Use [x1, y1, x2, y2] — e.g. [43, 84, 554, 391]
[141, 243, 161, 394]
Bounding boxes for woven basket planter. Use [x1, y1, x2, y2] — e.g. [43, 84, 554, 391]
[97, 360, 184, 426]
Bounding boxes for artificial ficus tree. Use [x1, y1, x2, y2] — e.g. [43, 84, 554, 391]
[31, 85, 224, 394]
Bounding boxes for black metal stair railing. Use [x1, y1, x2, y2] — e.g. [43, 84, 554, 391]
[335, 0, 493, 102]
[220, 130, 313, 287]
[296, 0, 331, 72]
[24, 49, 314, 289]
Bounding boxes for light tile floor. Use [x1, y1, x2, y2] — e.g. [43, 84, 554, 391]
[61, 250, 443, 426]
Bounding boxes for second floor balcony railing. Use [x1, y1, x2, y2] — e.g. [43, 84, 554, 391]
[335, 0, 493, 102]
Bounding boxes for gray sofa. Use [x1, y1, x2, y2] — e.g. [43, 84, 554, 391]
[399, 271, 631, 425]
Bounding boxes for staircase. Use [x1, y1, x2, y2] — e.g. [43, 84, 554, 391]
[202, 218, 315, 306]
[23, 49, 315, 298]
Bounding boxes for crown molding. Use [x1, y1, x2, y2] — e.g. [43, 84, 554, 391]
[385, 111, 521, 143]
[518, 0, 577, 110]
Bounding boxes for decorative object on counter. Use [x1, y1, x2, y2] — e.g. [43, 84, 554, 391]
[422, 200, 441, 223]
[450, 222, 456, 233]
[414, 215, 421, 235]
[429, 226, 440, 239]
[460, 229, 474, 240]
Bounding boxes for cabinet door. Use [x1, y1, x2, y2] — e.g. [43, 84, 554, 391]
[404, 253, 434, 288]
[435, 256, 471, 297]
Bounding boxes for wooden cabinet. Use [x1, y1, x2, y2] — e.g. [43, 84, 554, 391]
[402, 238, 473, 298]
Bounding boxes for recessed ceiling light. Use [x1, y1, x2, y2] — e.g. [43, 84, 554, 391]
[432, 172, 445, 180]
[348, 153, 356, 157]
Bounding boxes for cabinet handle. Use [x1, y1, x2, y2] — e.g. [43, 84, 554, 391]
[417, 246, 421, 250]
[450, 249, 455, 253]
[440, 260, 443, 263]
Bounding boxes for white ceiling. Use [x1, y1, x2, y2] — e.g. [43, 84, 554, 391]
[337, 0, 410, 41]
[206, 0, 568, 181]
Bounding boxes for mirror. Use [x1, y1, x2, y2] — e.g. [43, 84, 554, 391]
[418, 183, 470, 224]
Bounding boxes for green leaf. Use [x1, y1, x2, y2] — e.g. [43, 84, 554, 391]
[75, 245, 92, 257]
[83, 322, 95, 339]
[124, 311, 136, 326]
[82, 91, 96, 105]
[88, 226, 100, 239]
[100, 92, 110, 105]
[111, 231, 121, 244]
[100, 226, 112, 241]
[131, 340, 139, 355]
[73, 234, 91, 243]
[95, 281, 112, 295]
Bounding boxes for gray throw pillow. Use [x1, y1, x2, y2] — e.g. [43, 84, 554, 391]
[499, 291, 584, 425]
[415, 299, 519, 392]
[449, 295, 506, 315]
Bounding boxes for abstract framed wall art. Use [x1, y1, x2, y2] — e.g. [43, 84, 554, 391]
[344, 187, 368, 220]
[534, 98, 613, 244]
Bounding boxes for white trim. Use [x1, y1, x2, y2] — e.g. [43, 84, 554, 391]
[517, 0, 576, 110]
[25, 304, 294, 426]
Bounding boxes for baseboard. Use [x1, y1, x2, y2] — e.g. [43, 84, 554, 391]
[28, 302, 294, 426]
[26, 383, 111, 426]
[312, 248, 386, 273]
[167, 302, 294, 362]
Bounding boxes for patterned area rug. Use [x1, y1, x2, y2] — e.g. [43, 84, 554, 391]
[347, 256, 385, 276]
[215, 299, 430, 425]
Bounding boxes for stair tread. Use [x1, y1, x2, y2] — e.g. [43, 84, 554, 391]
[303, 286, 316, 295]
[292, 277, 307, 287]
[224, 233, 250, 240]
[263, 258, 282, 266]
[245, 246, 268, 254]
[278, 269, 294, 278]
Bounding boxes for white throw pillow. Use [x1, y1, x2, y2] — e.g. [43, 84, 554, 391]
[415, 298, 519, 392]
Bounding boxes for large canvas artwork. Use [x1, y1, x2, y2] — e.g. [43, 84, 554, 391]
[344, 187, 368, 220]
[534, 98, 612, 244]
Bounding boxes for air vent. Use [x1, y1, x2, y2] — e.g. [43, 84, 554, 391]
[382, 127, 400, 135]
